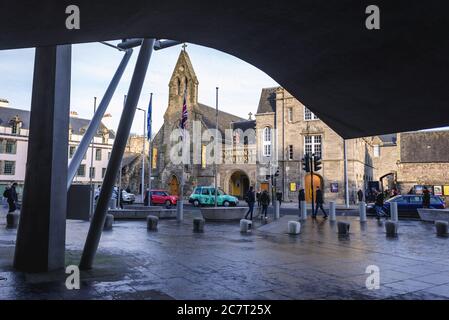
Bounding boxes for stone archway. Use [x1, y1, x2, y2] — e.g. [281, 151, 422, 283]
[168, 175, 180, 196]
[304, 173, 323, 203]
[228, 170, 250, 199]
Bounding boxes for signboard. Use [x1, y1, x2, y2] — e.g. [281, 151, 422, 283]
[434, 185, 443, 196]
[290, 182, 297, 192]
[444, 186, 449, 196]
[330, 183, 338, 193]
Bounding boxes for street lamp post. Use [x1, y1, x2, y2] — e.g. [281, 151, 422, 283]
[137, 107, 146, 203]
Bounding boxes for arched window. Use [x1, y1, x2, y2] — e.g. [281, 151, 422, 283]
[263, 127, 272, 157]
[184, 76, 188, 94]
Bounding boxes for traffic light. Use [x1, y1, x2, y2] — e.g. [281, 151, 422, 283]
[302, 155, 310, 172]
[314, 155, 322, 171]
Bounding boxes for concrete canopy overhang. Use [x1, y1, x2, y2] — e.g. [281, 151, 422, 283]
[1, 0, 449, 139]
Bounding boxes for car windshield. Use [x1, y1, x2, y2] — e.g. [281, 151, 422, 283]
[386, 195, 404, 203]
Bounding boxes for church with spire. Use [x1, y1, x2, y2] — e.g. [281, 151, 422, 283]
[151, 49, 257, 196]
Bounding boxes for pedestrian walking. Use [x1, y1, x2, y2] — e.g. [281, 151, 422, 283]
[298, 186, 305, 218]
[4, 183, 18, 213]
[357, 189, 364, 202]
[313, 186, 327, 218]
[374, 191, 386, 219]
[244, 186, 256, 220]
[422, 187, 431, 208]
[260, 190, 270, 221]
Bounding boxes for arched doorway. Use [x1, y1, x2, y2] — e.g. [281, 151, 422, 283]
[168, 175, 180, 196]
[304, 173, 323, 203]
[229, 171, 250, 199]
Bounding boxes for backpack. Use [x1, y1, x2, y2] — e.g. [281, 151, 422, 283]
[3, 188, 10, 198]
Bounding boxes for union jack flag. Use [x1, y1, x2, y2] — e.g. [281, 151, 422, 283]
[180, 89, 188, 130]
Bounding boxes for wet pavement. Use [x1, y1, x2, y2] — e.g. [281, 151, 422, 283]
[0, 209, 449, 300]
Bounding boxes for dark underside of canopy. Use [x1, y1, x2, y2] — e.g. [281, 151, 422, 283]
[1, 0, 449, 139]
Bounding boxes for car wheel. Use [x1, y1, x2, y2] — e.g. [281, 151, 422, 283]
[223, 201, 230, 207]
[193, 200, 200, 207]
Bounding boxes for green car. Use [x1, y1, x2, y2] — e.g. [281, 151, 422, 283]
[189, 186, 239, 207]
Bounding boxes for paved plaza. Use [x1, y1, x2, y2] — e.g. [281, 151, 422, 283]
[0, 208, 449, 300]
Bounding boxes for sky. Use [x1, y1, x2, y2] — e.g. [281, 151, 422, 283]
[0, 42, 279, 136]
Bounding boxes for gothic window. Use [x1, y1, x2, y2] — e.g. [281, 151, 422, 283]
[177, 78, 181, 95]
[288, 145, 294, 160]
[304, 107, 319, 121]
[263, 127, 272, 157]
[304, 135, 322, 158]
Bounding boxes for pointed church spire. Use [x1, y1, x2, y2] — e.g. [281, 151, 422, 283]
[168, 49, 199, 106]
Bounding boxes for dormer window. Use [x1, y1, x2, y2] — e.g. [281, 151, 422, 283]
[10, 115, 22, 135]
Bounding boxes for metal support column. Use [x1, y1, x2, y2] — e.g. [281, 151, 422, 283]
[79, 39, 155, 270]
[14, 45, 72, 272]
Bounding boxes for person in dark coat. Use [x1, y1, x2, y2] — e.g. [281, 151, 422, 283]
[244, 186, 256, 220]
[5, 183, 18, 213]
[298, 186, 305, 217]
[276, 192, 283, 208]
[313, 186, 327, 218]
[357, 189, 364, 202]
[374, 191, 386, 219]
[422, 187, 431, 208]
[260, 190, 270, 220]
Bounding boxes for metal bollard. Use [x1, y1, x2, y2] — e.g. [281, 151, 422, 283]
[103, 213, 114, 231]
[240, 219, 252, 233]
[6, 212, 19, 229]
[329, 201, 336, 221]
[435, 220, 449, 237]
[193, 217, 205, 233]
[147, 215, 159, 231]
[359, 201, 367, 222]
[390, 202, 398, 222]
[274, 200, 280, 220]
[288, 221, 301, 235]
[385, 220, 398, 237]
[300, 201, 307, 220]
[337, 221, 350, 235]
[176, 198, 184, 221]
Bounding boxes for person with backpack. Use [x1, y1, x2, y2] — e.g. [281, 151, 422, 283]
[4, 183, 18, 213]
[374, 190, 386, 220]
[244, 186, 256, 220]
[260, 190, 270, 221]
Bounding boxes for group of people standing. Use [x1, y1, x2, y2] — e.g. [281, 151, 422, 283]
[244, 184, 329, 221]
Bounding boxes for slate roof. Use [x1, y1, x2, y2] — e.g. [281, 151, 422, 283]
[231, 119, 256, 132]
[0, 106, 114, 138]
[256, 87, 279, 114]
[378, 134, 397, 144]
[400, 130, 449, 163]
[196, 103, 244, 136]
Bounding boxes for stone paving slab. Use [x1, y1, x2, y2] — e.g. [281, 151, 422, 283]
[0, 210, 448, 300]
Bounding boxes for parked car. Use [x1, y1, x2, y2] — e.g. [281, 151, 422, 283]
[367, 194, 445, 218]
[149, 190, 178, 207]
[188, 186, 239, 207]
[94, 187, 135, 204]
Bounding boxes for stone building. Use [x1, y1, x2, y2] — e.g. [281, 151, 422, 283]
[374, 130, 449, 200]
[151, 49, 248, 196]
[254, 87, 375, 204]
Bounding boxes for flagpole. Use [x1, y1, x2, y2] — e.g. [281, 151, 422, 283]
[177, 88, 187, 221]
[148, 93, 153, 206]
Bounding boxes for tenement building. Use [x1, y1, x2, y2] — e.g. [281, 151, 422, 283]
[0, 99, 114, 198]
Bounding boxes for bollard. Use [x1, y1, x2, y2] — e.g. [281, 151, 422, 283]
[329, 201, 336, 222]
[300, 201, 307, 220]
[193, 217, 205, 233]
[240, 219, 252, 233]
[288, 221, 301, 235]
[337, 221, 350, 235]
[274, 200, 280, 220]
[385, 221, 398, 237]
[147, 215, 159, 231]
[359, 201, 367, 222]
[6, 212, 19, 229]
[176, 198, 184, 222]
[103, 213, 114, 231]
[390, 202, 398, 222]
[435, 220, 449, 237]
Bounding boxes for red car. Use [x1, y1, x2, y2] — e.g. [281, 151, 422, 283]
[150, 190, 178, 207]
